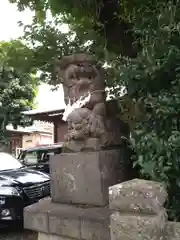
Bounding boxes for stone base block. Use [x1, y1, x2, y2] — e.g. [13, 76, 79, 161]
[24, 198, 110, 240]
[50, 149, 127, 206]
[109, 179, 167, 214]
[166, 222, 180, 240]
[110, 211, 166, 240]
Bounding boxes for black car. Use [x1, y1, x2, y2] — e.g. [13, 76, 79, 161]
[0, 152, 50, 228]
[18, 143, 63, 174]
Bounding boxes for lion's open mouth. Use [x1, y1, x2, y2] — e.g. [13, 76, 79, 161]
[78, 82, 91, 95]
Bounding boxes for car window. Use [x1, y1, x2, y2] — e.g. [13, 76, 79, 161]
[39, 148, 62, 163]
[20, 146, 62, 166]
[39, 151, 55, 163]
[24, 152, 39, 165]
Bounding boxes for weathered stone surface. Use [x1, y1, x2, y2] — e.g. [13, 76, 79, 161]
[81, 220, 110, 240]
[24, 199, 49, 233]
[36, 219, 180, 240]
[110, 210, 167, 240]
[50, 150, 126, 206]
[49, 216, 80, 239]
[165, 221, 180, 240]
[48, 205, 81, 239]
[38, 232, 75, 240]
[109, 179, 167, 214]
[24, 198, 110, 240]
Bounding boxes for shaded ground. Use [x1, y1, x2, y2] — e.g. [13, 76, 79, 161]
[0, 229, 37, 240]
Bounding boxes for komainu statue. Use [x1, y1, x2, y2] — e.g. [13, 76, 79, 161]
[57, 53, 130, 152]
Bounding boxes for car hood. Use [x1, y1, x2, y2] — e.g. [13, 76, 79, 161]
[0, 167, 50, 187]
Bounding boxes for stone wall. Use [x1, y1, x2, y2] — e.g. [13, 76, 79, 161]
[24, 178, 180, 240]
[109, 179, 180, 240]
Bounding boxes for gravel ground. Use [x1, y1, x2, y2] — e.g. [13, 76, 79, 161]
[0, 230, 37, 240]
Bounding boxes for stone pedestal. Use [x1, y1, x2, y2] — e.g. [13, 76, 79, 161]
[24, 149, 128, 240]
[24, 198, 110, 240]
[50, 150, 127, 206]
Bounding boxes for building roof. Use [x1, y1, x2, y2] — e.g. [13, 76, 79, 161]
[6, 125, 33, 134]
[22, 107, 64, 115]
[6, 122, 53, 135]
[22, 108, 65, 122]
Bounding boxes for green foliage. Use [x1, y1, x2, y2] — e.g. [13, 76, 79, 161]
[117, 2, 180, 219]
[8, 0, 180, 219]
[20, 16, 98, 84]
[0, 40, 38, 146]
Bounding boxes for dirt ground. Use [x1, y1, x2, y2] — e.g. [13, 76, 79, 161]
[0, 230, 37, 240]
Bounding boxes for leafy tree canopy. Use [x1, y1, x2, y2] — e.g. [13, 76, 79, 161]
[9, 0, 180, 219]
[0, 40, 39, 147]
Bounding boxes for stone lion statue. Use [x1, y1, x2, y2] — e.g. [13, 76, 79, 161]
[57, 53, 129, 152]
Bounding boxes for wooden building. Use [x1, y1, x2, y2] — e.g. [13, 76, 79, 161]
[23, 108, 67, 143]
[7, 123, 53, 156]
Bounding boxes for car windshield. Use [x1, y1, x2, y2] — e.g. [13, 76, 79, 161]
[18, 147, 62, 165]
[0, 152, 23, 171]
